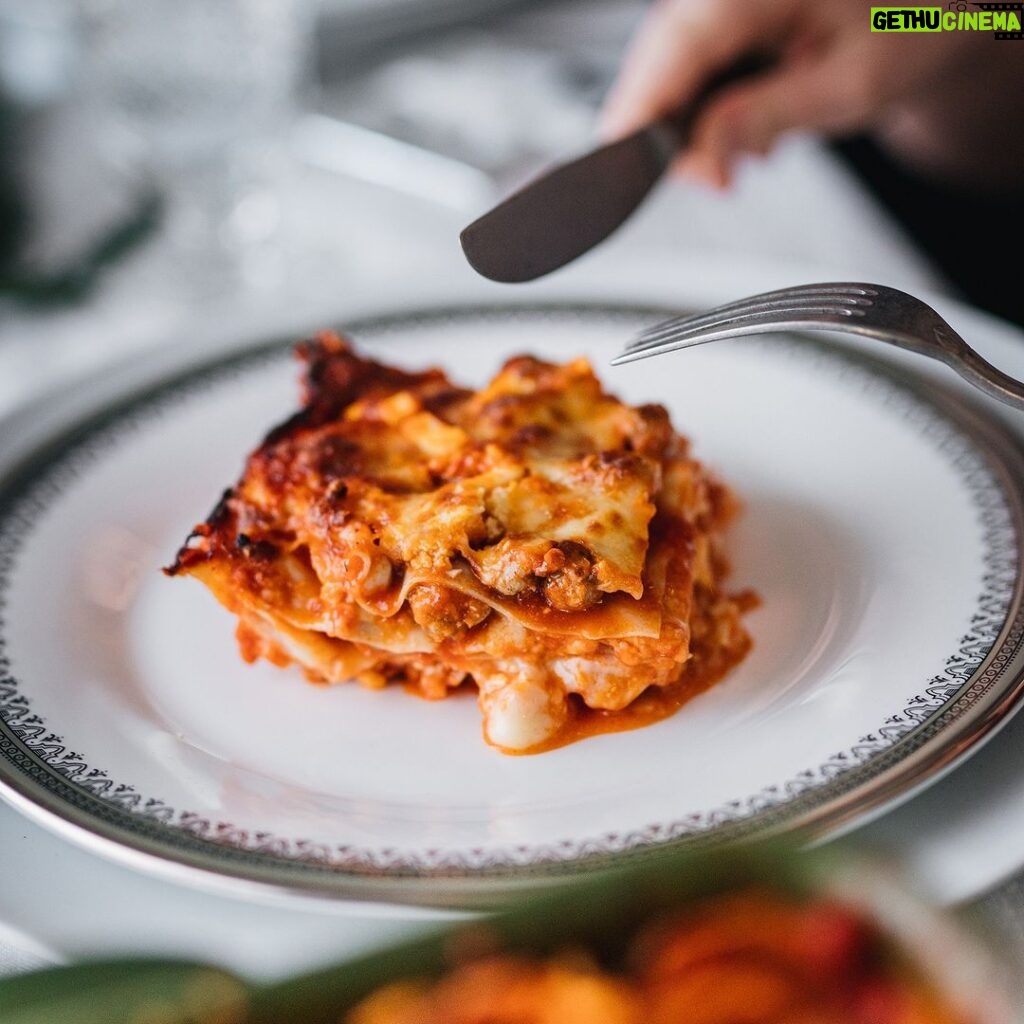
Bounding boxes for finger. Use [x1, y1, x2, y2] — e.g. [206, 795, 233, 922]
[671, 149, 731, 189]
[685, 49, 875, 180]
[599, 0, 777, 139]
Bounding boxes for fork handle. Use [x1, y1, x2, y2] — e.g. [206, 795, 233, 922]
[952, 346, 1024, 411]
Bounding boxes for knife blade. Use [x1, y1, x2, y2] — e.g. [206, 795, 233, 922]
[460, 55, 770, 283]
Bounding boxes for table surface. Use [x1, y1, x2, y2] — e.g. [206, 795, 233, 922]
[2, 0, 1024, 983]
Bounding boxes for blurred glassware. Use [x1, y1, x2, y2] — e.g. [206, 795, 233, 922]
[292, 113, 497, 214]
[315, 0, 537, 73]
[80, 0, 312, 298]
[311, 0, 645, 206]
[0, 0, 77, 110]
[0, 0, 149, 304]
[320, 33, 598, 192]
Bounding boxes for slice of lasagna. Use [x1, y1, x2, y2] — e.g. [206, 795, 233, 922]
[167, 333, 752, 753]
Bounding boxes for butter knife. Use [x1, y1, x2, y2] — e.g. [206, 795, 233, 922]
[460, 55, 770, 283]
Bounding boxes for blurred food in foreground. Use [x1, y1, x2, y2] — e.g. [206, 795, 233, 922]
[0, 846, 1018, 1023]
[246, 846, 1016, 1024]
[347, 888, 965, 1024]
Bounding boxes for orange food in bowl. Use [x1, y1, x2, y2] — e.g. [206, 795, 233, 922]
[346, 889, 966, 1024]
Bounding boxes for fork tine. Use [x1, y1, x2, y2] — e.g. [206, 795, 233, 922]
[611, 314, 798, 365]
[627, 285, 877, 351]
[611, 332, 722, 365]
[626, 289, 802, 342]
[635, 284, 877, 337]
[611, 302, 876, 366]
[629, 294, 873, 350]
[660, 283, 873, 321]
[627, 300, 869, 356]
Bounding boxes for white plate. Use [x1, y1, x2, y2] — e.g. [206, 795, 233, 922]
[2, 303, 1024, 907]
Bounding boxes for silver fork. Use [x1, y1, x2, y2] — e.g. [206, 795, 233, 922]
[611, 283, 1024, 410]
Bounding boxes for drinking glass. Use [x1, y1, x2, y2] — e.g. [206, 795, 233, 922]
[82, 0, 311, 298]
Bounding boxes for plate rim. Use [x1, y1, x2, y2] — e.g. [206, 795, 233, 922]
[2, 299, 1024, 908]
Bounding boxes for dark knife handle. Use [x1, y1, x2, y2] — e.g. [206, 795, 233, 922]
[658, 52, 774, 146]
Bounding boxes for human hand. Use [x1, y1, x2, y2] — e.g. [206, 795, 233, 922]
[600, 0, 1004, 189]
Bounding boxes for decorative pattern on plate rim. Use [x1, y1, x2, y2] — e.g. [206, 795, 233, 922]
[0, 305, 1021, 883]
